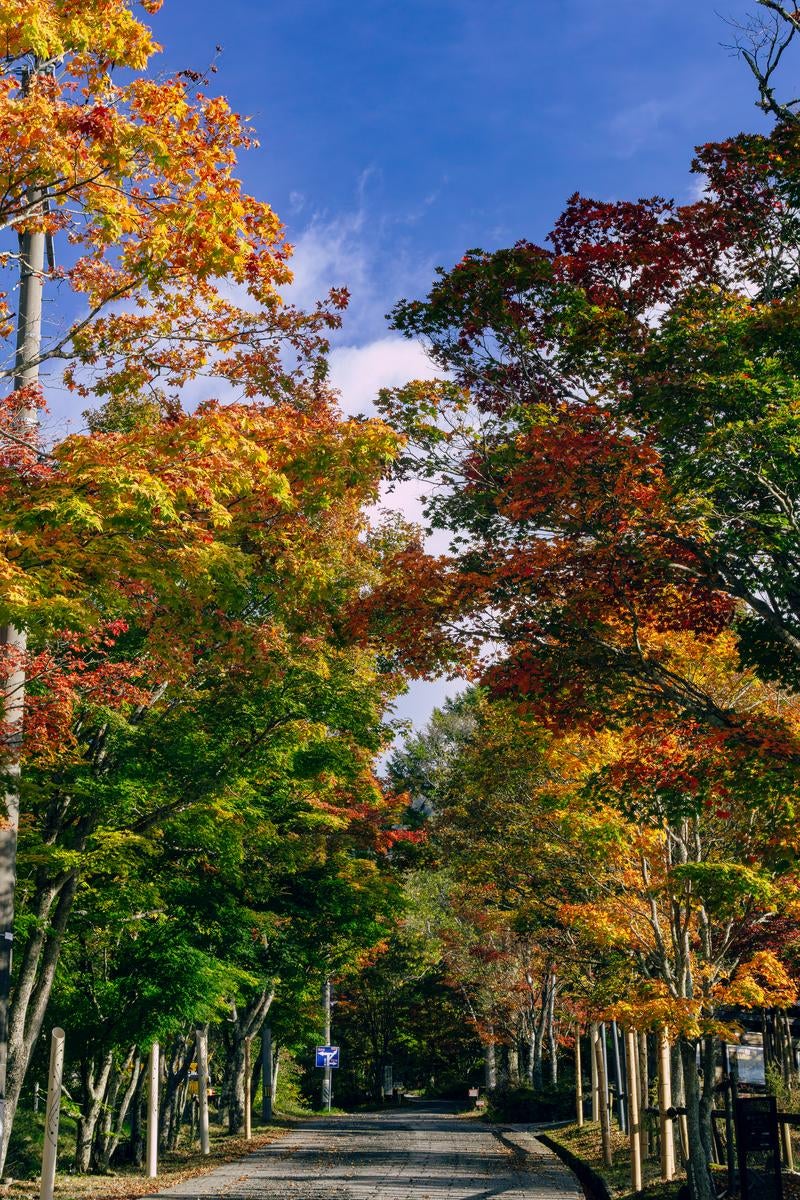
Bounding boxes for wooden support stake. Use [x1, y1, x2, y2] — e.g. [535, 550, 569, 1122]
[244, 1037, 252, 1140]
[658, 1028, 675, 1182]
[626, 1028, 643, 1193]
[593, 1023, 614, 1167]
[590, 1021, 600, 1122]
[780, 1120, 794, 1171]
[575, 1028, 584, 1127]
[146, 1042, 159, 1179]
[39, 1028, 64, 1200]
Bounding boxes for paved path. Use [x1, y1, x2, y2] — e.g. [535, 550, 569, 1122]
[145, 1110, 582, 1200]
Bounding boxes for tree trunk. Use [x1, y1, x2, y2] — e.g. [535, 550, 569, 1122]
[0, 179, 46, 1165]
[0, 870, 77, 1174]
[483, 1032, 497, 1091]
[546, 978, 558, 1085]
[94, 1048, 141, 1171]
[159, 1033, 193, 1151]
[75, 1051, 114, 1173]
[531, 1021, 544, 1090]
[508, 1043, 520, 1086]
[130, 1066, 146, 1169]
[221, 988, 274, 1135]
[575, 1029, 584, 1127]
[679, 1036, 715, 1200]
[271, 1047, 280, 1103]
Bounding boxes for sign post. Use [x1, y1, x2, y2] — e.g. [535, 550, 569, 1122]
[315, 1046, 340, 1069]
[735, 1094, 783, 1200]
[316, 1042, 340, 1112]
[321, 980, 334, 1111]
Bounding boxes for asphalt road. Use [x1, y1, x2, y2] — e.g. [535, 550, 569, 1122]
[145, 1109, 582, 1200]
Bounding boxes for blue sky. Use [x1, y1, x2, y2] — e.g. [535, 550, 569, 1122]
[145, 0, 772, 736]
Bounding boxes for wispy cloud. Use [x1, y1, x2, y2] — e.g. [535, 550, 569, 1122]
[608, 98, 674, 158]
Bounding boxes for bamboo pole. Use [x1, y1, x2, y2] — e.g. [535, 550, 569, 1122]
[146, 1042, 159, 1178]
[39, 1028, 64, 1200]
[658, 1028, 675, 1181]
[244, 1037, 252, 1140]
[626, 1029, 643, 1193]
[575, 1028, 584, 1127]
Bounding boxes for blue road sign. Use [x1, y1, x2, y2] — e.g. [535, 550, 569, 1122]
[316, 1045, 340, 1069]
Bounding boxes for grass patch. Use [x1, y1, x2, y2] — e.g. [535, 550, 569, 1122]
[543, 1121, 687, 1200]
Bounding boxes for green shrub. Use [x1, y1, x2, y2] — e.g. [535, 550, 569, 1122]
[487, 1082, 575, 1123]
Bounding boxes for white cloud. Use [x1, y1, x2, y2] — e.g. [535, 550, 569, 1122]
[329, 335, 439, 416]
[608, 98, 671, 158]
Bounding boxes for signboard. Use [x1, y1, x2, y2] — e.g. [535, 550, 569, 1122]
[383, 1065, 393, 1095]
[468, 1087, 479, 1098]
[735, 1095, 783, 1200]
[315, 1045, 340, 1069]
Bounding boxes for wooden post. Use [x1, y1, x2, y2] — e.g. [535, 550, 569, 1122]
[658, 1028, 675, 1181]
[590, 1021, 600, 1121]
[39, 1028, 64, 1200]
[638, 1031, 651, 1158]
[196, 1027, 210, 1155]
[244, 1037, 252, 1140]
[146, 1042, 159, 1179]
[575, 1028, 584, 1127]
[593, 1024, 613, 1167]
[780, 1120, 794, 1171]
[626, 1029, 643, 1193]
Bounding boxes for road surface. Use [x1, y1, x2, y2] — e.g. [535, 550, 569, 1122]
[145, 1109, 582, 1200]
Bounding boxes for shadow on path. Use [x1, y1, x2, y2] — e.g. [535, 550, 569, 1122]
[144, 1109, 583, 1200]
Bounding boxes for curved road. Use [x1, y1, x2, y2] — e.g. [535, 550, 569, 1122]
[146, 1109, 582, 1200]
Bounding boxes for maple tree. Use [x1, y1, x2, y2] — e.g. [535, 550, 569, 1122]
[0, 0, 416, 1173]
[394, 664, 800, 1195]
[0, 0, 342, 407]
[372, 88, 800, 712]
[0, 392, 404, 1162]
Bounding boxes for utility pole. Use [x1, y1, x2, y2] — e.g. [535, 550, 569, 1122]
[322, 980, 332, 1113]
[0, 59, 46, 1150]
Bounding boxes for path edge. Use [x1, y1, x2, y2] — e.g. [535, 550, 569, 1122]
[537, 1132, 612, 1200]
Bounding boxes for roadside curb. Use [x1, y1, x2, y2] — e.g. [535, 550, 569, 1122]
[537, 1132, 612, 1200]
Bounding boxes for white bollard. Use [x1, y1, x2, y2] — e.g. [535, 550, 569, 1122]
[196, 1028, 210, 1155]
[146, 1042, 159, 1178]
[39, 1027, 65, 1200]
